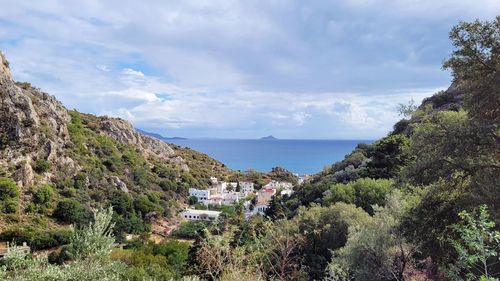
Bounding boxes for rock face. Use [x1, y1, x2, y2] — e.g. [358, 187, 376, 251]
[0, 52, 12, 80]
[420, 82, 464, 111]
[100, 118, 176, 161]
[0, 51, 187, 187]
[110, 176, 129, 193]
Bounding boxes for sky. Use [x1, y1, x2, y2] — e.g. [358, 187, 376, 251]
[0, 1, 498, 139]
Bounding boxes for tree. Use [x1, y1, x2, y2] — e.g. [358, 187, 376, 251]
[364, 135, 411, 179]
[0, 177, 20, 213]
[188, 196, 198, 205]
[443, 16, 500, 123]
[323, 178, 394, 215]
[67, 207, 115, 260]
[53, 199, 90, 224]
[296, 203, 370, 280]
[254, 220, 305, 280]
[0, 208, 127, 281]
[33, 184, 54, 205]
[191, 226, 264, 280]
[397, 99, 417, 118]
[0, 177, 19, 200]
[330, 191, 420, 281]
[110, 191, 134, 215]
[447, 205, 500, 280]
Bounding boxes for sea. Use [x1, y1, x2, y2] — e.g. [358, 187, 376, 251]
[166, 139, 373, 175]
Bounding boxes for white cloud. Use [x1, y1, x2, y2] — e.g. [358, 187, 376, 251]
[97, 65, 110, 72]
[122, 68, 144, 77]
[292, 112, 311, 126]
[0, 0, 493, 138]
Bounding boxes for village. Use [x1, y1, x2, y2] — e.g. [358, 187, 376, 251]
[181, 176, 297, 222]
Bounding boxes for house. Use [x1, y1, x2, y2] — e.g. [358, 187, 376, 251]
[202, 191, 240, 206]
[214, 182, 227, 193]
[181, 209, 221, 221]
[264, 180, 293, 190]
[254, 202, 269, 215]
[257, 188, 276, 202]
[189, 188, 211, 201]
[210, 177, 218, 185]
[239, 181, 254, 195]
[223, 191, 240, 204]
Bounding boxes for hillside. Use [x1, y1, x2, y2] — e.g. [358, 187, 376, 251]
[0, 52, 233, 241]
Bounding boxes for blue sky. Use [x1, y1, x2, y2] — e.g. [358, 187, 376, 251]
[1, 1, 499, 139]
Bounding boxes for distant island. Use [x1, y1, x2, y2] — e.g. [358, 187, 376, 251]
[136, 128, 187, 140]
[260, 135, 278, 140]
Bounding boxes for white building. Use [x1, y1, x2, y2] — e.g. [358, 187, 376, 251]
[214, 182, 227, 193]
[210, 177, 218, 185]
[257, 188, 277, 202]
[280, 189, 294, 197]
[189, 188, 211, 201]
[264, 180, 293, 190]
[224, 191, 240, 204]
[202, 191, 240, 206]
[239, 181, 254, 195]
[228, 182, 238, 189]
[254, 202, 269, 215]
[182, 209, 221, 221]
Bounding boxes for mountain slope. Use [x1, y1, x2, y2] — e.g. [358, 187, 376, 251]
[0, 52, 233, 240]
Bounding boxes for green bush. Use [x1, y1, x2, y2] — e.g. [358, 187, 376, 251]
[0, 177, 20, 213]
[364, 134, 411, 179]
[0, 227, 72, 251]
[188, 196, 198, 205]
[33, 184, 54, 205]
[323, 178, 394, 215]
[171, 221, 209, 239]
[33, 159, 51, 174]
[2, 199, 19, 214]
[53, 199, 90, 224]
[0, 177, 19, 200]
[133, 195, 161, 217]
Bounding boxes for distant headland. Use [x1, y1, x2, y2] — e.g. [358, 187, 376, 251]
[260, 135, 278, 140]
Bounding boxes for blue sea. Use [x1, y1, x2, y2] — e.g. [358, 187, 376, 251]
[167, 139, 372, 175]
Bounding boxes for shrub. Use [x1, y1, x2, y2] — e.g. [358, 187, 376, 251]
[364, 134, 411, 179]
[67, 207, 115, 260]
[33, 184, 54, 205]
[188, 196, 198, 205]
[2, 199, 19, 214]
[33, 159, 51, 174]
[0, 177, 20, 213]
[0, 177, 19, 200]
[323, 178, 394, 215]
[172, 221, 209, 239]
[0, 227, 72, 251]
[133, 195, 160, 217]
[53, 199, 90, 224]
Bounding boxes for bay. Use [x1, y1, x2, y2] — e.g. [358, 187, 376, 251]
[166, 139, 373, 175]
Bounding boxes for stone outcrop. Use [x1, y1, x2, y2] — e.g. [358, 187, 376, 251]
[0, 52, 12, 80]
[100, 118, 176, 161]
[0, 51, 190, 187]
[110, 176, 129, 193]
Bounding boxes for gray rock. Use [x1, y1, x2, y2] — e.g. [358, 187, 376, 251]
[110, 176, 129, 193]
